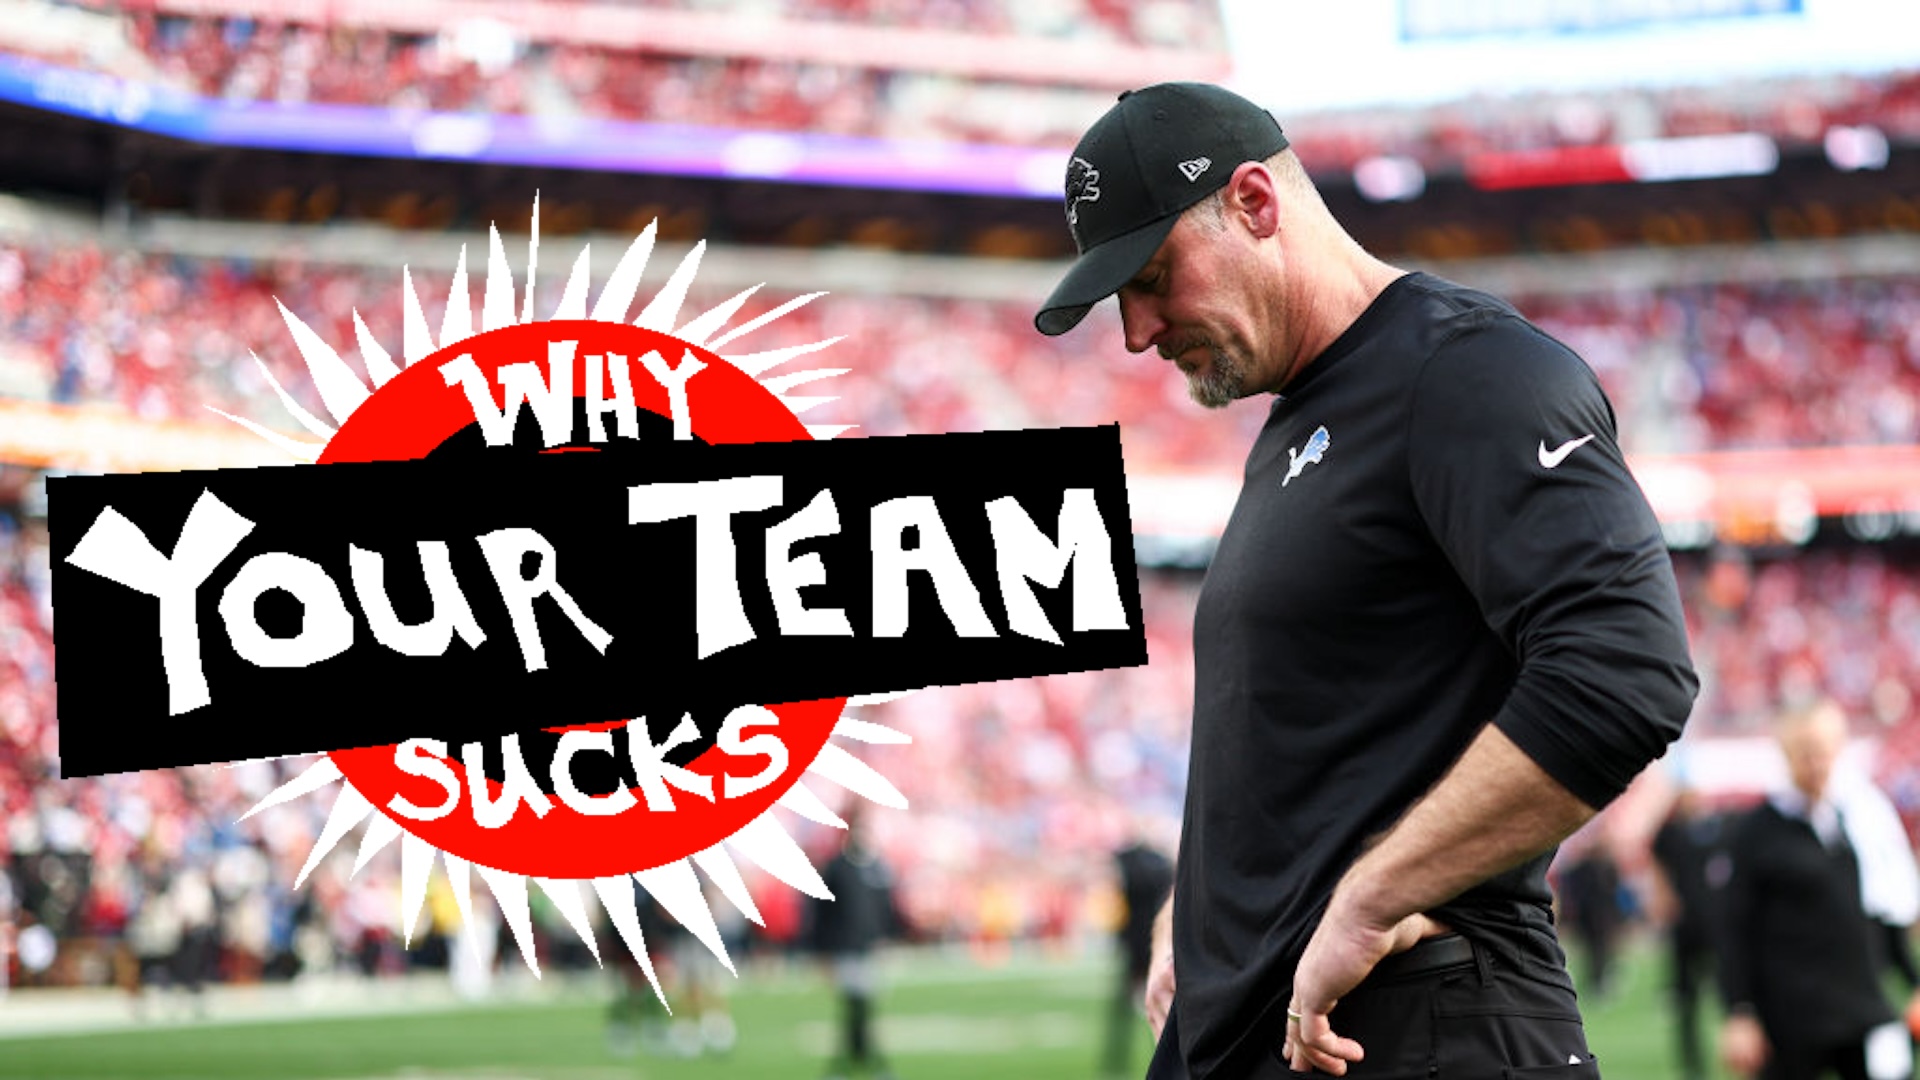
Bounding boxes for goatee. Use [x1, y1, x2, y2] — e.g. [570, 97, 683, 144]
[1185, 347, 1245, 409]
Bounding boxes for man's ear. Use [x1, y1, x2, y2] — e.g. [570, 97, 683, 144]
[1224, 161, 1280, 239]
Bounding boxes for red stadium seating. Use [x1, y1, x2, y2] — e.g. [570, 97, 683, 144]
[11, 10, 1918, 164]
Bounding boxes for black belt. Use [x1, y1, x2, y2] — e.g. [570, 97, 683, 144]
[1365, 932, 1476, 984]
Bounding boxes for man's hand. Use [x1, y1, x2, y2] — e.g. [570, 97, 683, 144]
[1721, 1012, 1769, 1077]
[1644, 863, 1679, 929]
[1146, 897, 1176, 1039]
[1284, 897, 1447, 1076]
[1277, 726, 1593, 1073]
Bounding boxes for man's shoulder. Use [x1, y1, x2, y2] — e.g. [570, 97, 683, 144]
[1330, 272, 1545, 398]
[1385, 273, 1580, 377]
[1725, 800, 1794, 849]
[1396, 280, 1603, 430]
[1397, 271, 1524, 325]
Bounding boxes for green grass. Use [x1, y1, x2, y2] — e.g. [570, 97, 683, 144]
[0, 938, 1734, 1080]
[1573, 935, 1732, 1080]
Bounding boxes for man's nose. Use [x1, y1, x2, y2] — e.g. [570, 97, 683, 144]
[1119, 292, 1161, 355]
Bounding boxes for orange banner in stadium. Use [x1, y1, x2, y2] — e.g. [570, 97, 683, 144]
[1633, 445, 1920, 531]
[1128, 446, 1920, 540]
[0, 399, 295, 472]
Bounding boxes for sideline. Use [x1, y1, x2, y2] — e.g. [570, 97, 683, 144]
[0, 943, 1110, 1040]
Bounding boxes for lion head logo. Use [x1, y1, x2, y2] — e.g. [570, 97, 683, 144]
[1066, 156, 1101, 234]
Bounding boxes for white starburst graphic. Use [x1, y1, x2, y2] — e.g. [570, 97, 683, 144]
[213, 195, 914, 1006]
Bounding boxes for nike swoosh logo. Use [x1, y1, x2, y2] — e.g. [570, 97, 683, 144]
[1538, 434, 1595, 469]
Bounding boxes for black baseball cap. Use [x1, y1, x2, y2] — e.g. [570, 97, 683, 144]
[1034, 82, 1289, 337]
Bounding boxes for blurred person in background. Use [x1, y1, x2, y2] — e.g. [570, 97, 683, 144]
[0, 864, 11, 998]
[125, 843, 183, 1015]
[449, 878, 499, 1001]
[1106, 825, 1175, 1079]
[607, 890, 680, 1059]
[606, 885, 738, 1060]
[1554, 830, 1623, 1000]
[1819, 698, 1920, 1019]
[808, 804, 906, 1080]
[1650, 780, 1731, 1080]
[666, 877, 741, 1058]
[1718, 699, 1917, 1080]
[1034, 82, 1697, 1080]
[169, 859, 217, 1013]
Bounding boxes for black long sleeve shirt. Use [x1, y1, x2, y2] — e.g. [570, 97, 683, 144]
[1173, 272, 1699, 1078]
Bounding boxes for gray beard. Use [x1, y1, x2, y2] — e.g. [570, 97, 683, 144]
[1185, 347, 1246, 409]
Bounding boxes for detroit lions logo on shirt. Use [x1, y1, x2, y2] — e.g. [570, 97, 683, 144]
[1065, 156, 1101, 233]
[1283, 426, 1330, 487]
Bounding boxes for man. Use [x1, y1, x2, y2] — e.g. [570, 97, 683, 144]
[1649, 782, 1729, 1080]
[1554, 831, 1623, 998]
[1821, 701, 1920, 1003]
[1033, 82, 1698, 1079]
[1718, 700, 1917, 1080]
[807, 804, 904, 1080]
[1108, 830, 1177, 1078]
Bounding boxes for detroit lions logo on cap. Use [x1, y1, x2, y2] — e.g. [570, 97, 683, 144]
[1066, 156, 1101, 233]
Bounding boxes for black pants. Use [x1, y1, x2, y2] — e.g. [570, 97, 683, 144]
[1148, 935, 1602, 1079]
[1760, 1040, 1869, 1080]
[1666, 929, 1714, 1079]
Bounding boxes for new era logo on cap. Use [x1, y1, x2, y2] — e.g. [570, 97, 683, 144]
[1034, 83, 1289, 337]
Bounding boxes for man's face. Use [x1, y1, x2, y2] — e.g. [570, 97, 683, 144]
[1779, 706, 1845, 801]
[1115, 207, 1267, 409]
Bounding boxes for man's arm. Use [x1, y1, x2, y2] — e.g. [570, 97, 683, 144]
[1284, 724, 1591, 1075]
[1145, 893, 1176, 1039]
[1712, 815, 1768, 1077]
[1644, 833, 1682, 930]
[1283, 320, 1696, 1076]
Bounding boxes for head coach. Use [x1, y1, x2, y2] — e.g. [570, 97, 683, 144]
[1034, 82, 1699, 1079]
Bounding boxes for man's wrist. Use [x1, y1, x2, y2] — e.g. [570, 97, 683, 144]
[1326, 866, 1405, 934]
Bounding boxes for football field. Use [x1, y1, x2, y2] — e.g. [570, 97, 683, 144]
[0, 939, 1722, 1080]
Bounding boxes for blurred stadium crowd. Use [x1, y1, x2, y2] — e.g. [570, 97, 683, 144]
[4, 4, 1918, 163]
[7, 242, 1920, 464]
[3, 2, 1920, 178]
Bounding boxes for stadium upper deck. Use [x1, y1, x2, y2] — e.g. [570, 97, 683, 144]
[2, 1, 1915, 171]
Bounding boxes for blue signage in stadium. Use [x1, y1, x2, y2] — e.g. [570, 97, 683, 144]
[1401, 0, 1804, 40]
[0, 52, 1066, 200]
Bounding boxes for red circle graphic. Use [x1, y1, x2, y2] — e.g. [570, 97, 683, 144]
[320, 319, 846, 879]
